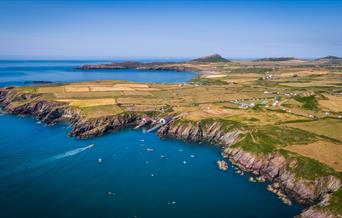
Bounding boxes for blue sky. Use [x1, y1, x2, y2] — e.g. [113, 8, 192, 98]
[0, 0, 341, 59]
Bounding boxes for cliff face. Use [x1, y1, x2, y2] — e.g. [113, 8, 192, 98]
[0, 88, 138, 139]
[225, 148, 340, 204]
[69, 113, 137, 139]
[0, 88, 74, 125]
[158, 120, 241, 145]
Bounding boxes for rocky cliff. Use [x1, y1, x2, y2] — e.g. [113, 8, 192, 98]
[68, 113, 137, 139]
[0, 88, 138, 139]
[225, 148, 340, 204]
[158, 120, 341, 217]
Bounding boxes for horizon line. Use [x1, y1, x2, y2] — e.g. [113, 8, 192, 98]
[0, 54, 339, 61]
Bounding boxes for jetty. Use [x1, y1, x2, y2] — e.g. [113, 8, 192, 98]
[146, 116, 173, 133]
[134, 115, 153, 129]
[146, 113, 187, 133]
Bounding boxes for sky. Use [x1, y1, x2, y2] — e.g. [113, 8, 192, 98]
[0, 0, 341, 59]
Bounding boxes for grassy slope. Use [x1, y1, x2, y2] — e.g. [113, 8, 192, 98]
[294, 95, 318, 110]
[231, 126, 317, 154]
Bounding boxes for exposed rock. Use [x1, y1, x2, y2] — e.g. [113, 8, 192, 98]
[157, 121, 241, 145]
[300, 207, 338, 218]
[68, 113, 137, 139]
[225, 147, 341, 204]
[217, 160, 228, 171]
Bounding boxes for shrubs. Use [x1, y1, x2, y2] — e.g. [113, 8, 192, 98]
[230, 67, 272, 74]
[190, 77, 228, 85]
[294, 95, 318, 110]
[324, 187, 342, 215]
[199, 118, 242, 132]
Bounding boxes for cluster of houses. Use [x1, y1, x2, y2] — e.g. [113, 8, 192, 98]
[229, 93, 342, 121]
[263, 72, 276, 80]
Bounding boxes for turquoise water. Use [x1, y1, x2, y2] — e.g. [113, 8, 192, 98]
[0, 61, 302, 217]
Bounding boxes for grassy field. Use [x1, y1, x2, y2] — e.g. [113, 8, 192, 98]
[285, 141, 342, 172]
[319, 94, 342, 113]
[285, 119, 342, 141]
[231, 126, 317, 154]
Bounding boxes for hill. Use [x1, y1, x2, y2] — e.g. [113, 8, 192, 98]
[191, 54, 230, 62]
[317, 56, 342, 60]
[255, 57, 298, 62]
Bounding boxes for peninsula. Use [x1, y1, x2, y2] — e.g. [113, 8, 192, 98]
[1, 55, 342, 217]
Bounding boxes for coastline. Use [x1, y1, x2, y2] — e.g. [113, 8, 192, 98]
[1, 87, 340, 217]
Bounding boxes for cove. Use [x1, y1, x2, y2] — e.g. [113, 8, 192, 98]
[0, 115, 302, 218]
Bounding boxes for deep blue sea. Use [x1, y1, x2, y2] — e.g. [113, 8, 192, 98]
[0, 61, 302, 218]
[0, 60, 196, 87]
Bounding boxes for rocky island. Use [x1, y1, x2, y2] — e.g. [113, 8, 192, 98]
[1, 55, 342, 217]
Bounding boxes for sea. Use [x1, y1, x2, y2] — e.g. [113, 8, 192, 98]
[0, 60, 302, 218]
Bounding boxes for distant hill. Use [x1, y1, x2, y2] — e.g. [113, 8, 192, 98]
[254, 57, 298, 62]
[317, 56, 342, 60]
[192, 54, 230, 62]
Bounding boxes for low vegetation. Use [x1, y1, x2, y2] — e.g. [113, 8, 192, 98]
[190, 77, 229, 85]
[285, 151, 338, 180]
[230, 67, 272, 74]
[231, 126, 317, 154]
[323, 187, 342, 215]
[294, 95, 318, 110]
[199, 118, 243, 132]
